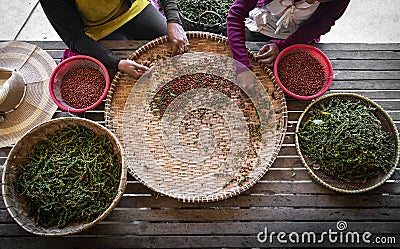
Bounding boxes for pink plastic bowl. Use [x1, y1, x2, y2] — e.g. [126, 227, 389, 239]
[49, 55, 110, 113]
[273, 44, 333, 100]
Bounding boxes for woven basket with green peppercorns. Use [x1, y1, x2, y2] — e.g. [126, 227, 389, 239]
[295, 93, 399, 193]
[2, 117, 127, 236]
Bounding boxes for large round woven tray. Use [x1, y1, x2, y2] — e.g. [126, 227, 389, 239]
[295, 93, 399, 193]
[105, 31, 287, 202]
[2, 117, 127, 236]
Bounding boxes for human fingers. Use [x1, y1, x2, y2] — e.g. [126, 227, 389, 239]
[256, 44, 279, 67]
[177, 41, 190, 54]
[183, 42, 189, 52]
[171, 39, 181, 56]
[131, 61, 149, 72]
[255, 44, 272, 57]
[118, 59, 149, 79]
[168, 22, 189, 56]
[255, 44, 274, 59]
[258, 58, 274, 68]
[142, 60, 153, 68]
[171, 39, 190, 56]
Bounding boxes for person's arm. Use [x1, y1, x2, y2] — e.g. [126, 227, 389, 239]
[39, 0, 120, 70]
[270, 0, 350, 51]
[159, 0, 189, 55]
[159, 0, 182, 25]
[226, 0, 258, 71]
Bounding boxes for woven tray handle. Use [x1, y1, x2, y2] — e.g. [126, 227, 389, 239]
[198, 11, 224, 25]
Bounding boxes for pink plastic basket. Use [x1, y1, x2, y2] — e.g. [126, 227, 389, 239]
[273, 44, 333, 100]
[49, 55, 110, 113]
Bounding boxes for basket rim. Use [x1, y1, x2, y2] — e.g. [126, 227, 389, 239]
[104, 31, 288, 202]
[273, 44, 334, 100]
[49, 55, 110, 113]
[1, 117, 127, 236]
[294, 93, 400, 193]
[179, 10, 227, 27]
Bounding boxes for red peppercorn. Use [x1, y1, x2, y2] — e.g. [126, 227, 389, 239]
[60, 66, 105, 109]
[277, 51, 326, 96]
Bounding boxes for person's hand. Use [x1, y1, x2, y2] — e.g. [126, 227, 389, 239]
[118, 59, 150, 79]
[167, 22, 189, 56]
[255, 43, 279, 67]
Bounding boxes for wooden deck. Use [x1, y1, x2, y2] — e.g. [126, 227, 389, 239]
[0, 41, 399, 248]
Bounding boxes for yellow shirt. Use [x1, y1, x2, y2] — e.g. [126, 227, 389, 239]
[75, 0, 149, 41]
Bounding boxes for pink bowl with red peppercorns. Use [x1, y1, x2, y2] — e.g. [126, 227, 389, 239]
[273, 44, 333, 100]
[49, 55, 110, 113]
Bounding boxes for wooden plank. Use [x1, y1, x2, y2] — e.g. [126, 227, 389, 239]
[246, 42, 400, 51]
[330, 60, 400, 70]
[100, 40, 150, 50]
[374, 102, 400, 112]
[28, 40, 400, 60]
[314, 43, 400, 51]
[320, 51, 400, 60]
[387, 111, 400, 121]
[332, 70, 400, 80]
[277, 145, 298, 156]
[44, 50, 64, 60]
[110, 51, 136, 59]
[244, 180, 400, 195]
[330, 80, 400, 90]
[27, 221, 392, 236]
[116, 195, 400, 209]
[326, 90, 400, 99]
[122, 169, 400, 196]
[245, 42, 400, 58]
[27, 41, 67, 50]
[0, 147, 11, 157]
[132, 174, 400, 196]
[1, 206, 400, 225]
[27, 40, 150, 51]
[0, 233, 398, 248]
[102, 207, 400, 223]
[272, 156, 303, 168]
[52, 111, 104, 121]
[87, 222, 400, 235]
[0, 210, 14, 223]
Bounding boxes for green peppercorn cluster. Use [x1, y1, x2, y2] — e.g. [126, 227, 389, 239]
[297, 98, 394, 183]
[14, 125, 121, 228]
[177, 0, 233, 25]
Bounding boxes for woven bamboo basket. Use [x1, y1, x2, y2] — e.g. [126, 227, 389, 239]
[295, 93, 399, 193]
[105, 31, 287, 202]
[1, 117, 127, 236]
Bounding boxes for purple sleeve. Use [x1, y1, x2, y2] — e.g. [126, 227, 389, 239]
[226, 0, 258, 71]
[227, 0, 350, 70]
[270, 0, 350, 51]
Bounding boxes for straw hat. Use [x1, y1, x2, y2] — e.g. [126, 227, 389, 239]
[0, 41, 58, 148]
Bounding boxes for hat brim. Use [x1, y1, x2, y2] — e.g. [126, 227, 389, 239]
[0, 41, 58, 147]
